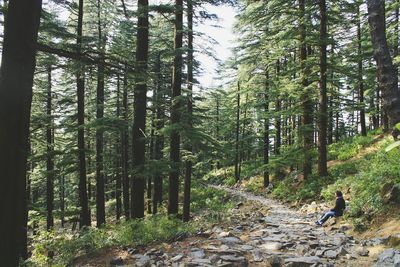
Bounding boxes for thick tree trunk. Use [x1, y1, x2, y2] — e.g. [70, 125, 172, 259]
[367, 0, 400, 128]
[76, 0, 91, 229]
[234, 81, 241, 182]
[132, 0, 149, 218]
[0, 0, 42, 264]
[95, 0, 106, 227]
[46, 65, 54, 230]
[358, 5, 367, 136]
[168, 0, 183, 215]
[264, 71, 270, 187]
[317, 0, 328, 177]
[183, 0, 194, 222]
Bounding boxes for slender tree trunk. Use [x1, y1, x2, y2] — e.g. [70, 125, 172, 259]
[183, 0, 194, 222]
[60, 175, 65, 227]
[122, 68, 130, 219]
[216, 95, 221, 169]
[76, 0, 91, 229]
[46, 65, 54, 230]
[116, 74, 122, 221]
[275, 60, 281, 155]
[95, 0, 106, 226]
[153, 54, 164, 214]
[264, 71, 270, 187]
[367, 0, 400, 128]
[358, 5, 367, 136]
[317, 0, 328, 177]
[234, 81, 241, 182]
[132, 0, 149, 218]
[168, 0, 183, 215]
[0, 0, 42, 264]
[299, 0, 312, 179]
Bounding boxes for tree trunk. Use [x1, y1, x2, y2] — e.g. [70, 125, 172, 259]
[76, 0, 91, 229]
[367, 0, 400, 128]
[299, 0, 313, 179]
[168, 0, 183, 215]
[264, 71, 270, 187]
[116, 74, 122, 221]
[0, 0, 42, 264]
[234, 81, 241, 182]
[46, 65, 54, 230]
[95, 0, 106, 226]
[132, 0, 149, 218]
[122, 67, 130, 219]
[153, 54, 164, 214]
[275, 60, 281, 155]
[358, 5, 367, 136]
[317, 0, 328, 177]
[183, 0, 194, 222]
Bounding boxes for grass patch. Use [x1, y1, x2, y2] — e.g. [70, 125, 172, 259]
[26, 183, 236, 266]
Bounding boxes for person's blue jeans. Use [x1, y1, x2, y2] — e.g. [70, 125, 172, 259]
[318, 211, 336, 224]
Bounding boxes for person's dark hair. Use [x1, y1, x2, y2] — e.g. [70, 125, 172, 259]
[336, 191, 343, 197]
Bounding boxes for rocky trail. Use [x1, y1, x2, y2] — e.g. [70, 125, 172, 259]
[77, 186, 400, 267]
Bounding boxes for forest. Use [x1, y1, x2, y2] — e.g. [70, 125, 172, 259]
[0, 0, 400, 266]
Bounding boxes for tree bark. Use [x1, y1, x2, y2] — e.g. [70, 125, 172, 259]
[367, 0, 400, 128]
[153, 54, 164, 214]
[76, 0, 91, 229]
[358, 5, 367, 136]
[275, 60, 281, 155]
[0, 0, 42, 264]
[116, 74, 122, 221]
[317, 0, 328, 177]
[122, 67, 130, 219]
[168, 0, 183, 215]
[183, 0, 194, 222]
[264, 71, 270, 187]
[299, 0, 313, 179]
[95, 0, 106, 227]
[46, 65, 54, 230]
[234, 81, 241, 182]
[132, 0, 149, 218]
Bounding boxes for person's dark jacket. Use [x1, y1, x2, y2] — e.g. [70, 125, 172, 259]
[331, 197, 346, 216]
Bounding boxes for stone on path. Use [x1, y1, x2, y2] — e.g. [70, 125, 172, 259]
[284, 256, 321, 267]
[251, 250, 263, 262]
[373, 249, 400, 267]
[355, 246, 369, 257]
[135, 255, 150, 267]
[110, 256, 124, 266]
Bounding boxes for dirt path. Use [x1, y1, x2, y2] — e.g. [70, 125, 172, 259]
[76, 185, 387, 267]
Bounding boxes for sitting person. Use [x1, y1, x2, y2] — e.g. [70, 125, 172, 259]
[316, 191, 346, 226]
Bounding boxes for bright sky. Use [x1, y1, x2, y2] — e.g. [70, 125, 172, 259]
[196, 4, 236, 89]
[51, 1, 236, 89]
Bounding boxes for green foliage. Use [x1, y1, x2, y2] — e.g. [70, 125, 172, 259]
[191, 183, 235, 212]
[272, 174, 332, 202]
[322, 137, 400, 230]
[328, 135, 374, 161]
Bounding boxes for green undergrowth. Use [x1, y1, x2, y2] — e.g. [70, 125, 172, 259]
[233, 131, 399, 232]
[25, 184, 235, 266]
